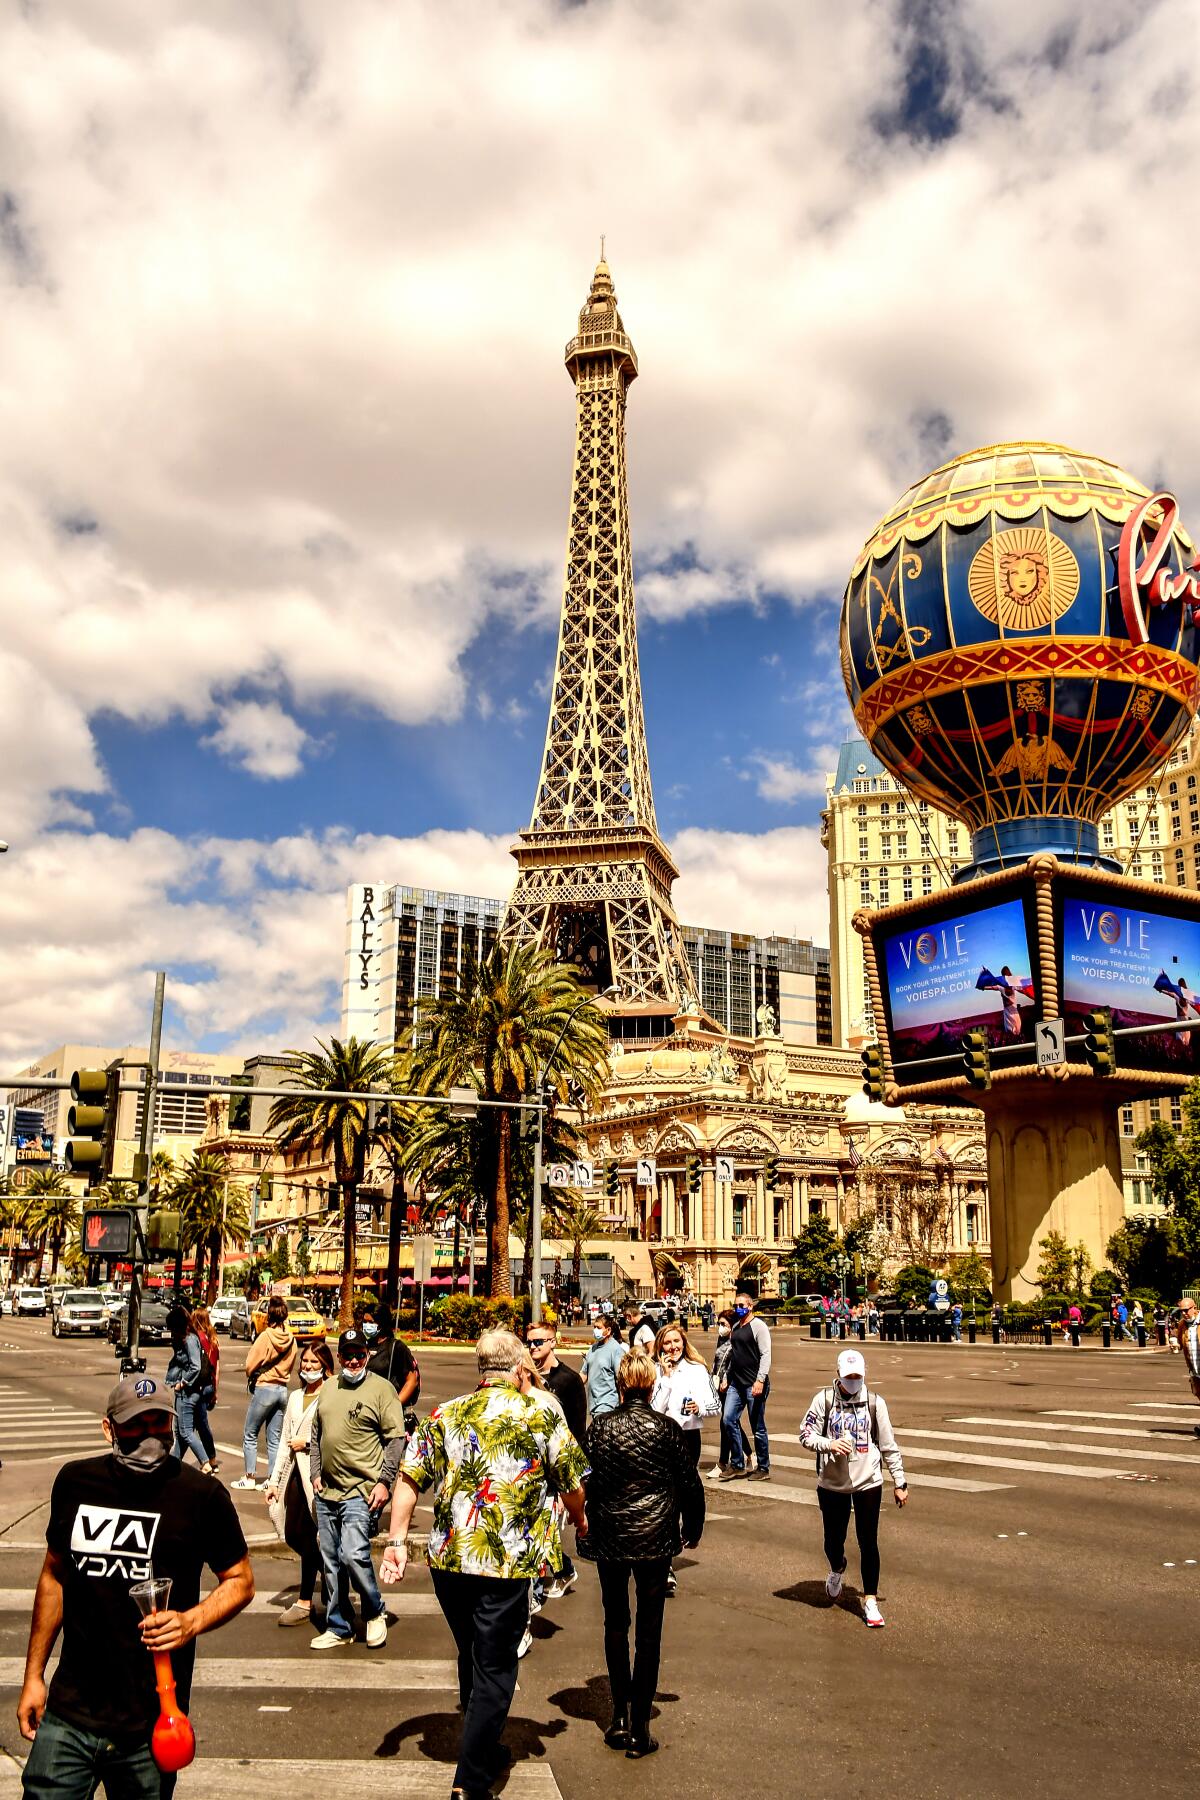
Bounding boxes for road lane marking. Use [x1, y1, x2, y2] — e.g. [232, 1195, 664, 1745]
[0, 1657, 458, 1691]
[920, 1425, 1198, 1466]
[1042, 1410, 1196, 1426]
[0, 1590, 443, 1618]
[0, 1757, 566, 1797]
[1131, 1401, 1198, 1410]
[899, 1446, 1130, 1479]
[766, 1448, 1009, 1493]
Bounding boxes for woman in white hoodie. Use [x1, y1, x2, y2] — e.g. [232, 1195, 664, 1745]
[799, 1347, 908, 1629]
[651, 1324, 719, 1463]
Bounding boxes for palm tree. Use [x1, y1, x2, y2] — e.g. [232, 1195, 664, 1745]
[169, 1151, 252, 1304]
[267, 1038, 402, 1328]
[555, 1196, 610, 1296]
[22, 1170, 77, 1281]
[407, 944, 610, 1297]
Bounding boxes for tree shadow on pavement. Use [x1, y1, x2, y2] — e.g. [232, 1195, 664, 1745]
[372, 1710, 566, 1765]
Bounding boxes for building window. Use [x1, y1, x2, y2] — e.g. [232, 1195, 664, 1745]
[1150, 1098, 1161, 1122]
[1171, 1096, 1183, 1129]
[902, 876, 913, 900]
[732, 1195, 746, 1237]
[966, 1204, 979, 1244]
[857, 802, 868, 818]
[1102, 822, 1115, 847]
[1121, 1105, 1134, 1137]
[880, 801, 890, 817]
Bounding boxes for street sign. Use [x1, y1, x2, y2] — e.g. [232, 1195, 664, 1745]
[635, 1158, 656, 1188]
[412, 1235, 434, 1283]
[1037, 1018, 1066, 1067]
[715, 1155, 734, 1184]
[548, 1164, 572, 1188]
[575, 1160, 595, 1189]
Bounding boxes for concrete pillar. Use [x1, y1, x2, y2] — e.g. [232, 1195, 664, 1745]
[835, 1173, 845, 1235]
[757, 1174, 769, 1243]
[986, 1092, 1124, 1304]
[702, 1166, 716, 1243]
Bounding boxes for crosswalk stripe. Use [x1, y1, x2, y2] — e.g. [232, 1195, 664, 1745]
[1022, 1415, 1195, 1438]
[765, 1449, 1010, 1493]
[921, 1425, 1198, 1467]
[0, 1657, 458, 1692]
[0, 1590, 444, 1618]
[0, 1758, 563, 1797]
[898, 1445, 1130, 1479]
[1132, 1400, 1198, 1410]
[1043, 1410, 1197, 1425]
[705, 1479, 817, 1507]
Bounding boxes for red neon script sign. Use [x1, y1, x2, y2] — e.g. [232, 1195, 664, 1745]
[1118, 491, 1200, 644]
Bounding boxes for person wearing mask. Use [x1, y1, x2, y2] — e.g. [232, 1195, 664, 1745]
[630, 1309, 657, 1355]
[582, 1313, 625, 1422]
[718, 1293, 772, 1483]
[264, 1341, 350, 1629]
[233, 1295, 297, 1490]
[382, 1330, 587, 1800]
[309, 1327, 407, 1649]
[710, 1309, 751, 1476]
[800, 1347, 908, 1628]
[525, 1319, 587, 1604]
[586, 1351, 705, 1760]
[1174, 1294, 1200, 1436]
[165, 1304, 216, 1476]
[17, 1376, 253, 1798]
[651, 1324, 718, 1466]
[190, 1305, 221, 1470]
[356, 1301, 421, 1428]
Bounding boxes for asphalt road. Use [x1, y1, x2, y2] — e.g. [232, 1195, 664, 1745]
[0, 1316, 1195, 1797]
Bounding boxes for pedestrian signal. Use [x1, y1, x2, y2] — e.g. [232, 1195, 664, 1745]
[860, 1043, 884, 1103]
[961, 1029, 991, 1091]
[81, 1207, 135, 1258]
[686, 1155, 701, 1195]
[258, 1171, 271, 1203]
[1083, 1007, 1116, 1077]
[605, 1162, 620, 1201]
[146, 1210, 182, 1256]
[66, 1067, 119, 1186]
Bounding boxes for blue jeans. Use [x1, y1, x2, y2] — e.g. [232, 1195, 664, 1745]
[315, 1495, 384, 1639]
[242, 1384, 287, 1478]
[174, 1392, 208, 1466]
[723, 1377, 770, 1472]
[21, 1707, 175, 1800]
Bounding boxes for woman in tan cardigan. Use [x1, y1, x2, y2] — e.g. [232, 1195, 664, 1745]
[232, 1295, 297, 1490]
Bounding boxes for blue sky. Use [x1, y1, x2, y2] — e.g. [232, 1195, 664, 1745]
[3, 0, 1199, 1067]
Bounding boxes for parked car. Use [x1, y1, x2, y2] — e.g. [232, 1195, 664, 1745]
[250, 1294, 326, 1343]
[638, 1298, 669, 1325]
[209, 1296, 236, 1333]
[0, 1291, 13, 1316]
[226, 1297, 255, 1341]
[14, 1287, 49, 1317]
[52, 1288, 110, 1339]
[108, 1296, 173, 1348]
[99, 1287, 126, 1321]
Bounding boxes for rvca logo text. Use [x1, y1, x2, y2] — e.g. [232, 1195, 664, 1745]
[69, 1504, 161, 1580]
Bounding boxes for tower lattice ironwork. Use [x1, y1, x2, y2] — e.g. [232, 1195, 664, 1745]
[504, 256, 698, 1017]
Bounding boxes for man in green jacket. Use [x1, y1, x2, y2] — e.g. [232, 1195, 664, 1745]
[309, 1327, 406, 1650]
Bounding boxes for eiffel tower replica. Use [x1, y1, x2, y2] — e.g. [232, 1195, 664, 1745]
[504, 253, 699, 1028]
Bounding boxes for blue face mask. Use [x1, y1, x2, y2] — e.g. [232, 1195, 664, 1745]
[593, 1327, 604, 1340]
[734, 1305, 749, 1320]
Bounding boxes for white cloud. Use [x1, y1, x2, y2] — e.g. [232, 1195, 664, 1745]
[672, 826, 829, 943]
[746, 751, 837, 805]
[203, 701, 309, 780]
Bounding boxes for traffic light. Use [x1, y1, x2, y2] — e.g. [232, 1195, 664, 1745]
[605, 1161, 620, 1201]
[1083, 1007, 1116, 1076]
[258, 1171, 271, 1205]
[961, 1029, 991, 1091]
[146, 1209, 182, 1256]
[325, 1181, 341, 1214]
[764, 1152, 781, 1190]
[66, 1067, 119, 1186]
[861, 1043, 884, 1103]
[686, 1155, 701, 1195]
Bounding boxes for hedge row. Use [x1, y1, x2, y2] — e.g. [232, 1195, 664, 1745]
[425, 1295, 532, 1339]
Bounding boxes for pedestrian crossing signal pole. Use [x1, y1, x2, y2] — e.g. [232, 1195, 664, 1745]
[1083, 1008, 1116, 1076]
[961, 1029, 992, 1091]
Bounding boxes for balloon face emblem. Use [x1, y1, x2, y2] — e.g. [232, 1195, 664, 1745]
[1097, 911, 1121, 945]
[915, 932, 938, 965]
[967, 527, 1080, 631]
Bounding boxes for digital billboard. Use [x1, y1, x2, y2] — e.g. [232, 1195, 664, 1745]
[880, 895, 1037, 1080]
[1060, 889, 1200, 1072]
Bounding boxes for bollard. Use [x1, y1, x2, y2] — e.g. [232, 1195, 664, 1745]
[1158, 1323, 1168, 1348]
[1137, 1324, 1147, 1349]
[809, 1317, 821, 1340]
[1070, 1323, 1081, 1348]
[992, 1322, 1000, 1345]
[968, 1320, 977, 1345]
[1042, 1318, 1053, 1347]
[1102, 1321, 1111, 1348]
[824, 1319, 832, 1340]
[857, 1319, 866, 1341]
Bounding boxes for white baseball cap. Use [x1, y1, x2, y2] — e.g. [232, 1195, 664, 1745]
[836, 1349, 866, 1380]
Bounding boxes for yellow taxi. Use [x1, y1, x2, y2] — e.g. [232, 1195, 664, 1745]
[250, 1294, 327, 1343]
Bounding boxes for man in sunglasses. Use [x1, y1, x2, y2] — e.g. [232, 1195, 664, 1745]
[525, 1320, 588, 1605]
[309, 1327, 407, 1650]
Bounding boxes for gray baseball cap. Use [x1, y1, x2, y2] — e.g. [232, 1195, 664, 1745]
[106, 1375, 173, 1425]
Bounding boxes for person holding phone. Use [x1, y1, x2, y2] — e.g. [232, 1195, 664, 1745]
[800, 1348, 908, 1629]
[650, 1324, 719, 1464]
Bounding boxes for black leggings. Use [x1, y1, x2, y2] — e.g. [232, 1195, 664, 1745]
[284, 1470, 350, 1612]
[597, 1556, 672, 1732]
[817, 1485, 883, 1595]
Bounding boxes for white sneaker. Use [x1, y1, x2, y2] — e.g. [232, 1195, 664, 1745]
[310, 1630, 353, 1650]
[277, 1602, 311, 1627]
[365, 1612, 388, 1649]
[230, 1476, 259, 1490]
[863, 1598, 885, 1628]
[517, 1627, 533, 1659]
[825, 1565, 845, 1600]
[545, 1569, 577, 1600]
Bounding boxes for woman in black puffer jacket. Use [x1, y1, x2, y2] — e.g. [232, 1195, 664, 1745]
[586, 1350, 706, 1761]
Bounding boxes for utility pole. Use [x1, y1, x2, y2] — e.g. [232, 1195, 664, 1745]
[126, 971, 165, 1372]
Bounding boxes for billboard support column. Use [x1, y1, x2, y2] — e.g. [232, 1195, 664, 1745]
[985, 1091, 1123, 1304]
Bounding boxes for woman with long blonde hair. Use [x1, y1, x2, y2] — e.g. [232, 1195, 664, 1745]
[650, 1323, 719, 1466]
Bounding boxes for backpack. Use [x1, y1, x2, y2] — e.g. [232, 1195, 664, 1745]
[196, 1340, 216, 1393]
[813, 1385, 878, 1476]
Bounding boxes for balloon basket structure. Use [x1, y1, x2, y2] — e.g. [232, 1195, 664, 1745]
[130, 1575, 197, 1773]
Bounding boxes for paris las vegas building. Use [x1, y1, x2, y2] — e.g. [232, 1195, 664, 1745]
[341, 256, 992, 1299]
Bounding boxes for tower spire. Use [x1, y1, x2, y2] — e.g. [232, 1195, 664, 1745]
[503, 260, 697, 1019]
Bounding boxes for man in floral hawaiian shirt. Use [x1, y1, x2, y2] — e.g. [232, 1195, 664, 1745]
[381, 1329, 587, 1800]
